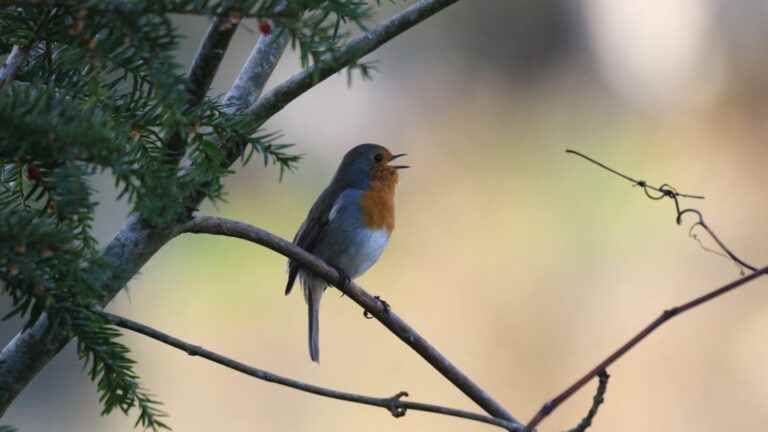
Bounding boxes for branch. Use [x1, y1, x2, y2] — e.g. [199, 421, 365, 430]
[245, 0, 461, 125]
[167, 16, 240, 161]
[223, 27, 289, 112]
[100, 311, 521, 431]
[524, 266, 768, 430]
[185, 16, 240, 109]
[179, 216, 523, 427]
[0, 25, 286, 413]
[0, 0, 290, 18]
[0, 45, 30, 91]
[0, 0, 461, 417]
[566, 149, 757, 272]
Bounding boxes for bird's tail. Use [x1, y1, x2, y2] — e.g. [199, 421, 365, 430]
[306, 280, 324, 363]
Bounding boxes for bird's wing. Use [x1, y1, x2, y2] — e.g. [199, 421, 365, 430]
[285, 185, 346, 295]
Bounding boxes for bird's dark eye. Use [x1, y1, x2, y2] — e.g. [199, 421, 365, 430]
[374, 153, 384, 162]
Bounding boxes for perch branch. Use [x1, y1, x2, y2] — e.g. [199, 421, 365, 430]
[101, 311, 521, 431]
[179, 216, 522, 427]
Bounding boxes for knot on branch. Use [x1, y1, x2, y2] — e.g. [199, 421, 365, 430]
[384, 391, 409, 418]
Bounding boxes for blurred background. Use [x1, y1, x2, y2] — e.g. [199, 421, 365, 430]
[3, 0, 768, 430]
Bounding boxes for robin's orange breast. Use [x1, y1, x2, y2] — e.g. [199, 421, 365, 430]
[360, 166, 398, 232]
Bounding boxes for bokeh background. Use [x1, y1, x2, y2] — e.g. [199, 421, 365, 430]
[3, 0, 768, 430]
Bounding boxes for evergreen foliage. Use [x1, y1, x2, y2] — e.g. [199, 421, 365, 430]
[0, 0, 379, 428]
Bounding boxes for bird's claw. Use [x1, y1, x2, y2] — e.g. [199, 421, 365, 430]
[364, 295, 391, 319]
[334, 269, 351, 291]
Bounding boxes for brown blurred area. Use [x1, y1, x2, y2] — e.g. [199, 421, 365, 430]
[3, 1, 768, 430]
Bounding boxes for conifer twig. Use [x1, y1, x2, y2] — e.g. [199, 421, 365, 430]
[101, 311, 522, 431]
[179, 215, 522, 427]
[0, 0, 467, 418]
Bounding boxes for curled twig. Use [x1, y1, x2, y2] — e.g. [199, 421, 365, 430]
[564, 370, 610, 432]
[566, 149, 757, 272]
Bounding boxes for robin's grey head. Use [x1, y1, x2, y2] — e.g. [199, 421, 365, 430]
[333, 143, 407, 189]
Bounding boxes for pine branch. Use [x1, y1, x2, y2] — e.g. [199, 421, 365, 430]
[101, 311, 522, 432]
[179, 216, 523, 427]
[0, 0, 464, 421]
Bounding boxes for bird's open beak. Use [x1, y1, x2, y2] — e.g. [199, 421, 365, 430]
[389, 153, 409, 169]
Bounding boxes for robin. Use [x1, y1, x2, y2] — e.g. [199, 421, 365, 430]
[285, 143, 408, 362]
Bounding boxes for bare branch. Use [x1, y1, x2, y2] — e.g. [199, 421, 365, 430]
[186, 16, 240, 108]
[525, 267, 768, 430]
[179, 216, 523, 427]
[566, 149, 757, 272]
[167, 16, 241, 161]
[0, 45, 30, 91]
[101, 311, 521, 431]
[223, 28, 290, 112]
[245, 0, 461, 125]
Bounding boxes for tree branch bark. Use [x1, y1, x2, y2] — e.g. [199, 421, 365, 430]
[179, 216, 523, 427]
[0, 45, 30, 91]
[101, 311, 522, 431]
[0, 0, 464, 418]
[223, 27, 289, 111]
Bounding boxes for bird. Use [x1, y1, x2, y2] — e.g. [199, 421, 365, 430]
[285, 143, 408, 362]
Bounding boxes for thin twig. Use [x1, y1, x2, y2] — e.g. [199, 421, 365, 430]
[179, 216, 523, 427]
[564, 370, 609, 432]
[566, 149, 757, 272]
[0, 45, 30, 91]
[525, 266, 768, 430]
[100, 311, 521, 431]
